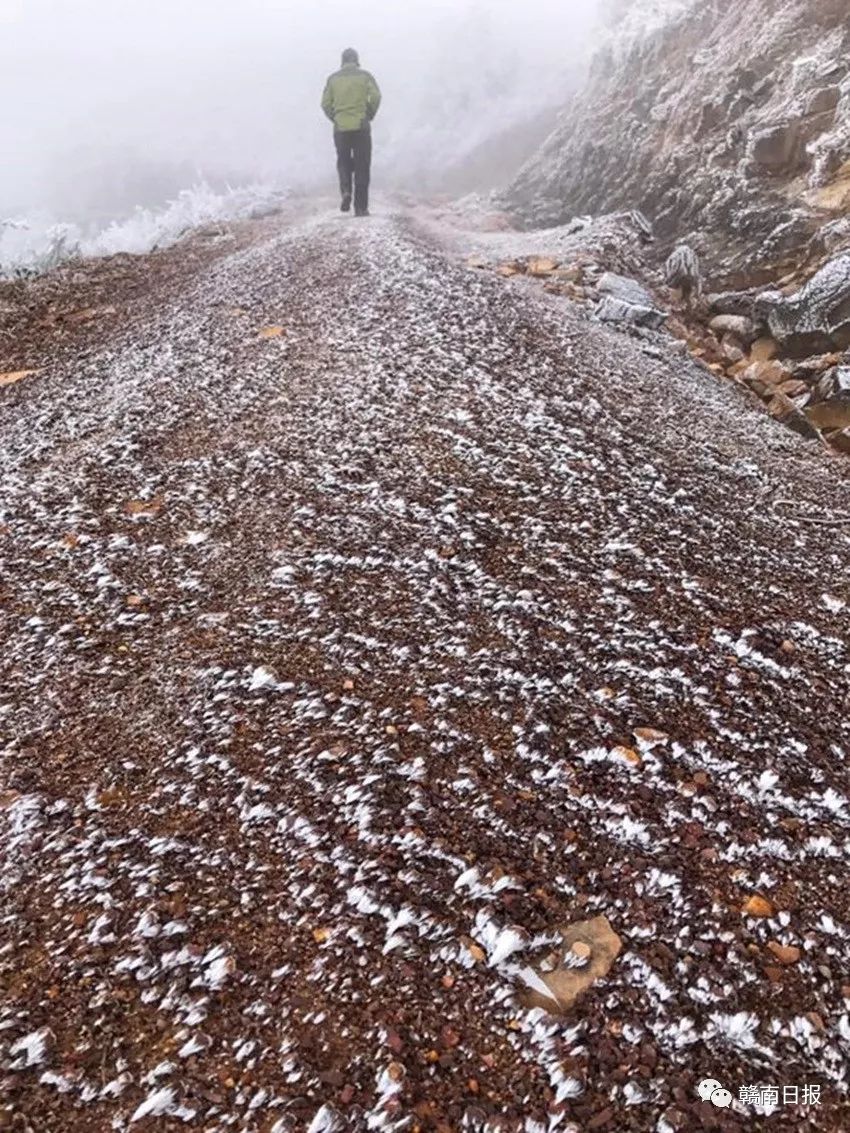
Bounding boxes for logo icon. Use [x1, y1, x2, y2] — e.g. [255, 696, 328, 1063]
[698, 1079, 733, 1108]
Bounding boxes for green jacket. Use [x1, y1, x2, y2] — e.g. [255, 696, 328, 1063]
[322, 63, 382, 133]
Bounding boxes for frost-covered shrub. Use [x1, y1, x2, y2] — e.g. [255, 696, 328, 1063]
[0, 182, 284, 279]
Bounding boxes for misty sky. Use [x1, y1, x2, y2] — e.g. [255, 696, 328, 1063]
[0, 0, 606, 225]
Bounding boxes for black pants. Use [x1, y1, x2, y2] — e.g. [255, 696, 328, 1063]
[335, 128, 372, 214]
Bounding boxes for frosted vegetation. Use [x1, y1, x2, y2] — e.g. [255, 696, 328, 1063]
[0, 184, 283, 278]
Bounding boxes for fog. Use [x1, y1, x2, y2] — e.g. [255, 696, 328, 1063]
[0, 0, 607, 229]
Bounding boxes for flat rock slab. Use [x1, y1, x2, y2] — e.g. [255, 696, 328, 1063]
[521, 916, 623, 1014]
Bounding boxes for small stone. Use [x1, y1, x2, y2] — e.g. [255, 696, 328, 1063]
[749, 337, 779, 361]
[742, 895, 775, 918]
[798, 354, 843, 380]
[571, 941, 593, 961]
[633, 727, 669, 744]
[744, 360, 791, 388]
[721, 336, 745, 364]
[461, 937, 486, 964]
[748, 122, 801, 171]
[776, 378, 810, 400]
[764, 966, 783, 983]
[527, 256, 559, 277]
[520, 916, 622, 1014]
[554, 264, 582, 283]
[612, 745, 642, 766]
[588, 1106, 615, 1130]
[767, 942, 801, 965]
[539, 950, 559, 973]
[768, 392, 822, 439]
[805, 86, 841, 116]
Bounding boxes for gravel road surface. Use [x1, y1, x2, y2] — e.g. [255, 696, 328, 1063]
[2, 208, 849, 1132]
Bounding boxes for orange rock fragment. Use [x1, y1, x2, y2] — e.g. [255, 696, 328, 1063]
[742, 895, 775, 918]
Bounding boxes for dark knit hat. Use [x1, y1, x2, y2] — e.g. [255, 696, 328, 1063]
[341, 47, 359, 65]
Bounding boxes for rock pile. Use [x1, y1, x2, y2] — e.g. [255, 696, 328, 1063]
[681, 250, 850, 453]
[471, 225, 850, 456]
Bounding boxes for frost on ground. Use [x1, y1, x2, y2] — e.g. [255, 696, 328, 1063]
[1, 205, 849, 1132]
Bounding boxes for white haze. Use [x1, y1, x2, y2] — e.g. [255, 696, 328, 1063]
[0, 0, 607, 232]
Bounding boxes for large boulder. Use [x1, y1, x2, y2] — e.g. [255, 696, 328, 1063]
[595, 295, 667, 330]
[805, 86, 842, 117]
[597, 271, 656, 308]
[768, 392, 822, 439]
[748, 122, 802, 172]
[594, 272, 667, 330]
[709, 314, 756, 342]
[760, 254, 850, 357]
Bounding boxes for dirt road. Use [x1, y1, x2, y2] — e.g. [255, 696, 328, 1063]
[1, 208, 849, 1132]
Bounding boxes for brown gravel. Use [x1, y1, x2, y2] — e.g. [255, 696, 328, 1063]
[1, 205, 849, 1132]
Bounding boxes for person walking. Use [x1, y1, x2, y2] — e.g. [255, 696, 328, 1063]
[321, 48, 381, 218]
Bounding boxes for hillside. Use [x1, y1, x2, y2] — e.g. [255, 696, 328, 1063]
[507, 0, 850, 283]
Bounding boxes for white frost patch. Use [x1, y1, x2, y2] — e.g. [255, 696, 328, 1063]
[39, 1071, 75, 1093]
[248, 666, 278, 691]
[665, 1017, 700, 1048]
[134, 910, 161, 939]
[604, 815, 651, 847]
[517, 966, 560, 1009]
[202, 946, 235, 989]
[130, 1087, 176, 1122]
[178, 1035, 207, 1059]
[709, 1011, 760, 1050]
[821, 593, 846, 613]
[307, 1105, 342, 1133]
[474, 912, 527, 965]
[9, 1029, 50, 1068]
[242, 803, 276, 823]
[624, 1081, 647, 1105]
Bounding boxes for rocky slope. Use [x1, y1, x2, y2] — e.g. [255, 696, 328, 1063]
[507, 0, 850, 284]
